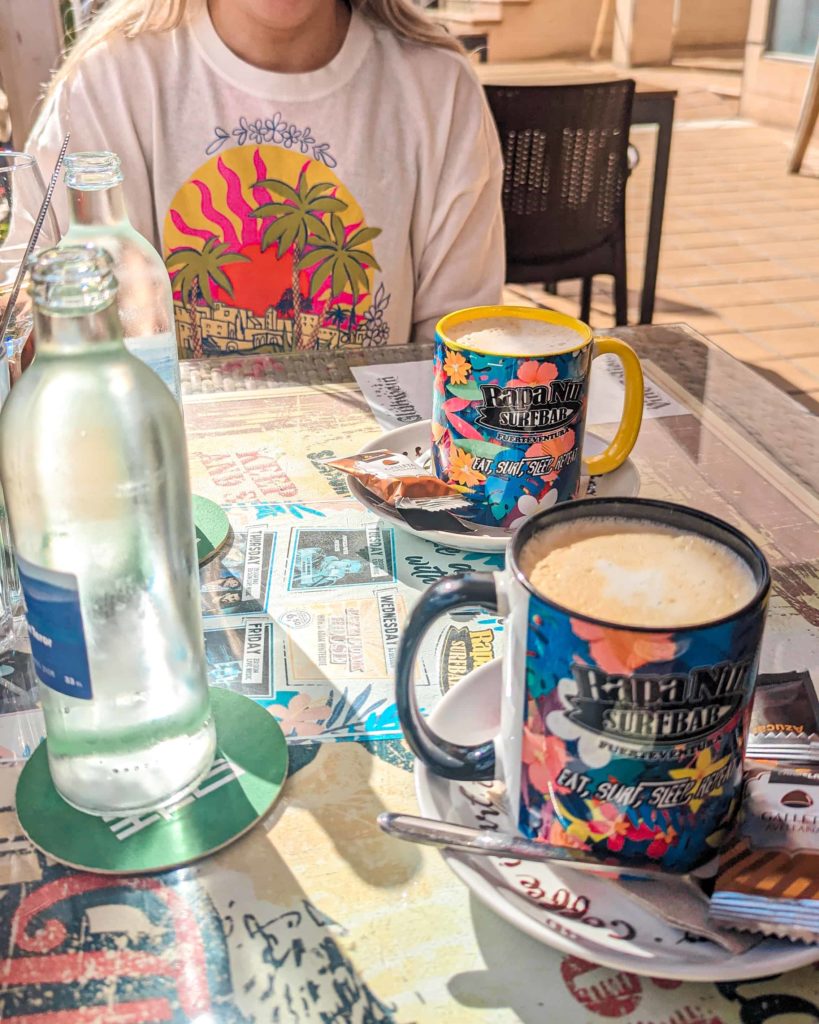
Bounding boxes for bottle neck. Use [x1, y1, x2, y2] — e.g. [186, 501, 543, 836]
[34, 302, 125, 354]
[68, 184, 129, 228]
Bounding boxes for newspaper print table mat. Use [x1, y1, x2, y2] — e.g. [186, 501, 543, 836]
[1, 329, 818, 1022]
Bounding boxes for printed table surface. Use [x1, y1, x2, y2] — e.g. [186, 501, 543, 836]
[1, 324, 818, 1023]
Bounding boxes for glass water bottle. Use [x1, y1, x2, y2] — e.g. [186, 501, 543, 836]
[0, 246, 215, 814]
[61, 151, 182, 401]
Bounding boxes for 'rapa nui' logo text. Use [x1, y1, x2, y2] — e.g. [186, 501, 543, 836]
[477, 379, 583, 434]
[568, 659, 752, 745]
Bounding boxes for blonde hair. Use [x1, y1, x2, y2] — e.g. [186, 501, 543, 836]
[45, 0, 461, 98]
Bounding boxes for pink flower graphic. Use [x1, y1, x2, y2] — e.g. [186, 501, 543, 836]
[434, 360, 447, 396]
[571, 619, 677, 675]
[525, 428, 575, 462]
[508, 360, 558, 388]
[587, 802, 631, 852]
[522, 722, 566, 796]
[268, 693, 328, 737]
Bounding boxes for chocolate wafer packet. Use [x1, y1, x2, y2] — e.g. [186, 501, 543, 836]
[710, 765, 819, 942]
[328, 450, 479, 532]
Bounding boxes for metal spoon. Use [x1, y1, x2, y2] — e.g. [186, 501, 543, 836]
[378, 814, 763, 952]
[377, 812, 672, 881]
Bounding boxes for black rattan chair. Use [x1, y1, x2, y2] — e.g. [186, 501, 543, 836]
[484, 80, 636, 326]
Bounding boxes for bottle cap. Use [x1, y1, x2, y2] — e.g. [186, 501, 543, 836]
[64, 151, 124, 190]
[30, 245, 118, 315]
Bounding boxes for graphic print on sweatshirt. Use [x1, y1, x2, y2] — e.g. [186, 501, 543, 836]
[162, 141, 389, 357]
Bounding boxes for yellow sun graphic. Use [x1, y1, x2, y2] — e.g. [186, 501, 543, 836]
[162, 146, 383, 356]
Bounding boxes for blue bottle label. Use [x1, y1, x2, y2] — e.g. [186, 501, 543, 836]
[17, 556, 93, 700]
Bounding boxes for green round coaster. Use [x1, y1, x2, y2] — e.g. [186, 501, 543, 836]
[193, 494, 231, 566]
[15, 687, 288, 875]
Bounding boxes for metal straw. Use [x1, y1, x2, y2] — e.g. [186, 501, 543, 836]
[0, 133, 71, 347]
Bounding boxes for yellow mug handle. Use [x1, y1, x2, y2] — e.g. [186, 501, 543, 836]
[583, 337, 644, 476]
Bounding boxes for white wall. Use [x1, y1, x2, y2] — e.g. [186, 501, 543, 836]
[674, 0, 752, 49]
[481, 0, 615, 62]
[0, 0, 63, 146]
[740, 0, 813, 127]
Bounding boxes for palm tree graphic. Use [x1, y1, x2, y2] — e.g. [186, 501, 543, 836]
[276, 288, 295, 318]
[298, 216, 381, 347]
[251, 173, 346, 349]
[318, 304, 348, 348]
[165, 238, 248, 357]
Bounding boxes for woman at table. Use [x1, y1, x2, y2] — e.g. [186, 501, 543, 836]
[29, 0, 504, 355]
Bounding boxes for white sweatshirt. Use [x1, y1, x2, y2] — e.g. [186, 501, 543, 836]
[29, 6, 505, 355]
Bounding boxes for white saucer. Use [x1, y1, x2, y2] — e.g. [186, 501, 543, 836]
[414, 660, 818, 981]
[350, 420, 640, 553]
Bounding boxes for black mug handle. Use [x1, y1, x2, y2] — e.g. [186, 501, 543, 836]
[395, 572, 498, 780]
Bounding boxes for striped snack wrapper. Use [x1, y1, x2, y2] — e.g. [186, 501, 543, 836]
[710, 765, 819, 943]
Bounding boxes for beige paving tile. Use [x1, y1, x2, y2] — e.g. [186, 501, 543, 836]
[501, 286, 537, 307]
[665, 231, 749, 248]
[652, 310, 735, 335]
[680, 244, 761, 263]
[699, 214, 767, 231]
[769, 223, 819, 241]
[750, 358, 819, 393]
[793, 299, 819, 321]
[717, 303, 814, 331]
[680, 282, 781, 308]
[506, 112, 819, 401]
[668, 192, 744, 208]
[710, 333, 778, 362]
[778, 256, 819, 275]
[752, 240, 819, 258]
[764, 278, 819, 300]
[728, 227, 794, 245]
[659, 264, 751, 287]
[794, 354, 819, 378]
[648, 248, 702, 268]
[781, 197, 819, 210]
[737, 208, 819, 226]
[710, 260, 796, 282]
[744, 326, 819, 358]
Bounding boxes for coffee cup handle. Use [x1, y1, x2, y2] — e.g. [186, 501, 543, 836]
[395, 573, 499, 780]
[584, 337, 644, 475]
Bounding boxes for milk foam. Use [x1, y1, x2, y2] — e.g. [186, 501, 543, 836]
[519, 517, 757, 628]
[448, 316, 582, 356]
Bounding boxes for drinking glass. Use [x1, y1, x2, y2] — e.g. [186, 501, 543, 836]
[1, 152, 61, 384]
[0, 152, 61, 647]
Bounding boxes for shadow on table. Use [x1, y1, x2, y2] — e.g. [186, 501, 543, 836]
[447, 895, 565, 1021]
[266, 727, 422, 891]
[747, 364, 819, 417]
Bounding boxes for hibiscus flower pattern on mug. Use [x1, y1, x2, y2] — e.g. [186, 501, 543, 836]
[518, 593, 764, 872]
[432, 307, 643, 530]
[432, 339, 593, 528]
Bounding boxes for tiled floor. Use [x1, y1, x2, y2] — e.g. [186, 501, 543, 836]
[492, 59, 819, 413]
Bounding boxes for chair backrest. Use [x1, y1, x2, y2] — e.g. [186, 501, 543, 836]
[484, 80, 636, 269]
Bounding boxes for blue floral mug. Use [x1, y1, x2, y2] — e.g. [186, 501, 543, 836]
[432, 306, 644, 529]
[396, 498, 771, 873]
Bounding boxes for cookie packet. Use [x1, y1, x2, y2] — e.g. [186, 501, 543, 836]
[710, 764, 819, 942]
[327, 450, 478, 532]
[746, 670, 819, 764]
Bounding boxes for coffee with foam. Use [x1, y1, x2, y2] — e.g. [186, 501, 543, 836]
[520, 517, 757, 628]
[448, 315, 582, 357]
